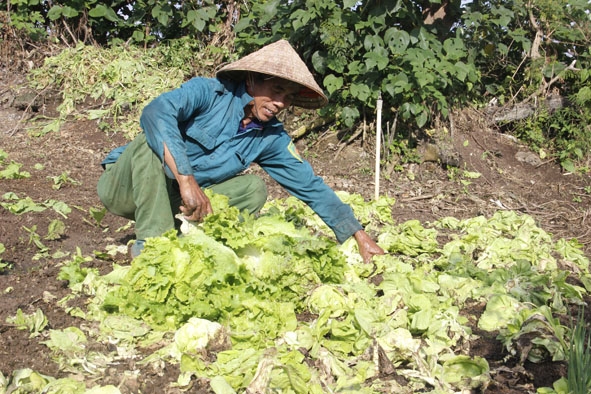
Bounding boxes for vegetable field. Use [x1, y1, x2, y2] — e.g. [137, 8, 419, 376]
[1, 70, 591, 393]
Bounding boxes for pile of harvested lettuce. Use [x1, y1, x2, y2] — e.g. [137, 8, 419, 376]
[3, 191, 589, 393]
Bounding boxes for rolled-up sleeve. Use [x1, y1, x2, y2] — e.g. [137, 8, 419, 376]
[140, 78, 214, 176]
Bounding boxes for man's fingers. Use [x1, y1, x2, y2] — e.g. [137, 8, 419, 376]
[180, 200, 212, 222]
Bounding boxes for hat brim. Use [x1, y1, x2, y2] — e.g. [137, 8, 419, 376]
[216, 40, 328, 110]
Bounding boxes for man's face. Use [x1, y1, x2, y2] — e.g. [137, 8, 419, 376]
[246, 76, 300, 122]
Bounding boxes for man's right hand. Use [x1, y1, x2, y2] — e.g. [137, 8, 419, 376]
[162, 142, 212, 222]
[177, 174, 212, 222]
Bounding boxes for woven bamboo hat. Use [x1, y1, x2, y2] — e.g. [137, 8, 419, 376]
[216, 40, 328, 109]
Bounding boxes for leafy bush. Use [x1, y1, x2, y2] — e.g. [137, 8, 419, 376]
[235, 0, 479, 132]
[1, 0, 231, 46]
[514, 105, 591, 172]
[7, 0, 591, 165]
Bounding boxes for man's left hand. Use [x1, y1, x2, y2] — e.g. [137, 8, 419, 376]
[354, 230, 385, 263]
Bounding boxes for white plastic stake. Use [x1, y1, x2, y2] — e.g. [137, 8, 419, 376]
[374, 93, 383, 200]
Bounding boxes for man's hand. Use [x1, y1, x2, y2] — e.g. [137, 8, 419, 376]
[177, 174, 212, 222]
[163, 142, 212, 222]
[354, 230, 384, 263]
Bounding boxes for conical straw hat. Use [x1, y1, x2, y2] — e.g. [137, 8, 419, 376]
[216, 40, 328, 109]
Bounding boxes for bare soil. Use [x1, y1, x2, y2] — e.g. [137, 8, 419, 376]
[1, 65, 590, 393]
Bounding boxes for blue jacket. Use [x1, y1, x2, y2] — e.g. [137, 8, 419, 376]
[102, 77, 362, 243]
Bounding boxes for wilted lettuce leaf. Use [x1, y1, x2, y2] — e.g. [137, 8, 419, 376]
[336, 191, 396, 226]
[478, 294, 522, 331]
[442, 355, 490, 389]
[378, 220, 439, 256]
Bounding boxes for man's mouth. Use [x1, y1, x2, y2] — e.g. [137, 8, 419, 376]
[262, 107, 276, 117]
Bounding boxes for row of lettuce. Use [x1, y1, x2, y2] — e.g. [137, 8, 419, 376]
[1, 183, 590, 393]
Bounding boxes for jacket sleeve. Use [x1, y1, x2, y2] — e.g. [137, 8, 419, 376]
[257, 132, 362, 243]
[139, 78, 217, 176]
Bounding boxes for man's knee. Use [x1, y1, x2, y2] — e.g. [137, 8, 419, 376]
[244, 175, 267, 213]
[213, 174, 268, 214]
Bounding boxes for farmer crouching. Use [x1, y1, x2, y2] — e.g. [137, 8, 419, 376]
[97, 39, 384, 263]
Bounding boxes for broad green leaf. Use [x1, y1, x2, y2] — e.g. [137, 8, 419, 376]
[384, 28, 410, 53]
[61, 6, 78, 18]
[561, 159, 575, 173]
[416, 110, 428, 128]
[233, 16, 253, 33]
[384, 72, 411, 97]
[95, 4, 118, 22]
[88, 4, 107, 17]
[462, 170, 481, 179]
[131, 30, 145, 42]
[491, 5, 514, 27]
[291, 9, 311, 31]
[324, 74, 343, 95]
[152, 5, 170, 26]
[404, 48, 428, 67]
[47, 5, 63, 20]
[42, 184, 590, 392]
[184, 8, 214, 31]
[326, 53, 348, 73]
[407, 294, 432, 312]
[87, 109, 109, 120]
[257, 0, 279, 26]
[454, 61, 470, 82]
[311, 50, 327, 74]
[443, 37, 466, 60]
[89, 206, 107, 226]
[350, 83, 371, 102]
[363, 34, 384, 51]
[340, 106, 360, 128]
[378, 219, 438, 256]
[364, 51, 389, 71]
[438, 274, 480, 303]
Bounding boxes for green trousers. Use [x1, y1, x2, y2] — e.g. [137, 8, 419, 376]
[97, 133, 267, 240]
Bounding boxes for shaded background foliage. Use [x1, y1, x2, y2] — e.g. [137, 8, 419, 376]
[1, 0, 590, 169]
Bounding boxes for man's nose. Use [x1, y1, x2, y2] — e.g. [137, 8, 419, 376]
[274, 94, 291, 108]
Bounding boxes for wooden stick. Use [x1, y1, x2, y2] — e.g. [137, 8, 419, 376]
[375, 93, 383, 200]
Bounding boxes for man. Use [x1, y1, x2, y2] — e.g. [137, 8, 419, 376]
[97, 39, 384, 263]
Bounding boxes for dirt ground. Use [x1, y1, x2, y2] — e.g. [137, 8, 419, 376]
[1, 64, 590, 393]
